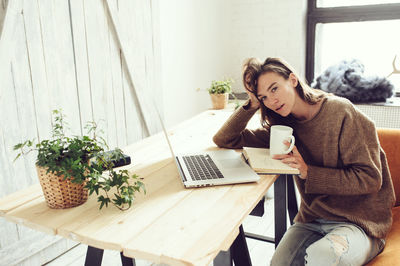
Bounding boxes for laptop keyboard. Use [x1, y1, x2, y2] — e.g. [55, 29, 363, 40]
[182, 155, 224, 180]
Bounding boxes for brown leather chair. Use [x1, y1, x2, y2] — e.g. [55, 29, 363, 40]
[367, 128, 400, 265]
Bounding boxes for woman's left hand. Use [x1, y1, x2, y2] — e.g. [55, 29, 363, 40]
[272, 141, 308, 179]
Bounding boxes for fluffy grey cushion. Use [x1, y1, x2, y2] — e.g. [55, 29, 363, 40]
[312, 59, 394, 102]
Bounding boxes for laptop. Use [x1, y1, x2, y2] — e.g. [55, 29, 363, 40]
[157, 111, 260, 188]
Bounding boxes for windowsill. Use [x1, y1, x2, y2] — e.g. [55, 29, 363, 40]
[230, 92, 248, 101]
[231, 93, 400, 107]
[355, 97, 400, 107]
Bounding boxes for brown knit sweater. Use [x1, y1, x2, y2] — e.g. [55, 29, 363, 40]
[213, 95, 396, 239]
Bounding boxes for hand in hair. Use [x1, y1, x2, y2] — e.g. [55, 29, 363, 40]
[242, 58, 262, 110]
[245, 90, 260, 110]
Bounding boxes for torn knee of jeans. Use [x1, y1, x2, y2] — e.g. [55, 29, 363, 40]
[327, 234, 349, 257]
[305, 235, 350, 265]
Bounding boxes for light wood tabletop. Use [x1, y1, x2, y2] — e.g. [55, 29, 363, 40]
[0, 109, 277, 266]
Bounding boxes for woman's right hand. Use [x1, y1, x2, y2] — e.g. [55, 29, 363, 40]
[246, 90, 260, 110]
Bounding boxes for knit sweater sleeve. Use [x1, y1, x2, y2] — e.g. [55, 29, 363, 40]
[305, 105, 383, 195]
[213, 102, 270, 149]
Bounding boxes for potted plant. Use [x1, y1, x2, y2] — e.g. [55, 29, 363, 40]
[14, 110, 145, 211]
[207, 79, 233, 109]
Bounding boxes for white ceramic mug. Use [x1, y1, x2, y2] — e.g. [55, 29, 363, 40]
[270, 125, 295, 156]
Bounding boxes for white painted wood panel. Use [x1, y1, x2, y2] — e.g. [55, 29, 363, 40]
[101, 0, 119, 150]
[0, 58, 19, 200]
[85, 0, 115, 146]
[105, 3, 126, 147]
[122, 57, 147, 145]
[105, 0, 161, 136]
[0, 0, 8, 37]
[0, 218, 18, 249]
[9, 0, 38, 190]
[149, 0, 163, 127]
[0, 0, 161, 264]
[38, 0, 81, 136]
[1, 1, 47, 250]
[0, 227, 78, 266]
[69, 0, 94, 127]
[108, 0, 148, 145]
[0, 0, 16, 204]
[54, 0, 82, 135]
[22, 0, 52, 140]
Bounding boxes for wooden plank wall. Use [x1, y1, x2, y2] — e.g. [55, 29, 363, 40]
[0, 0, 161, 264]
[0, 0, 7, 36]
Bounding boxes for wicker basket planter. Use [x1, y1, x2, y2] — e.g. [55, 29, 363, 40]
[36, 165, 88, 209]
[14, 110, 145, 210]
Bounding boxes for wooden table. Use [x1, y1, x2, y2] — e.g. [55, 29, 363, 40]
[0, 109, 288, 266]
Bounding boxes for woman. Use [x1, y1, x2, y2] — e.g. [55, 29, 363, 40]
[213, 57, 395, 265]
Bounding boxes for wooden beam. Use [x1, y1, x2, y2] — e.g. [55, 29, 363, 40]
[104, 0, 160, 136]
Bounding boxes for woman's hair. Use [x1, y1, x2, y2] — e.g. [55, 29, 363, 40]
[242, 57, 326, 127]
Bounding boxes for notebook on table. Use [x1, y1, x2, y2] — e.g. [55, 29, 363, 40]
[242, 147, 300, 175]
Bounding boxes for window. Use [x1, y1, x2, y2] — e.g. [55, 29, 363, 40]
[306, 0, 400, 96]
[317, 0, 400, 8]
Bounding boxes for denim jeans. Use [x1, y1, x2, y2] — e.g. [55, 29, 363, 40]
[270, 219, 385, 266]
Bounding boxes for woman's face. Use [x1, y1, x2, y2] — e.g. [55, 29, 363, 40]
[256, 72, 298, 117]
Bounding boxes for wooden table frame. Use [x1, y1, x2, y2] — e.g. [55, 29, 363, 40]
[84, 224, 252, 266]
[82, 174, 298, 266]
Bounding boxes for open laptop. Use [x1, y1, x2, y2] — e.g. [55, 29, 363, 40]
[156, 111, 260, 188]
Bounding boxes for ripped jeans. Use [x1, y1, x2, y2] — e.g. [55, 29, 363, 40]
[270, 219, 385, 266]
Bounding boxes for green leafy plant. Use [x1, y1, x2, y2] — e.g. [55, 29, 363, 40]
[14, 110, 145, 211]
[207, 79, 233, 94]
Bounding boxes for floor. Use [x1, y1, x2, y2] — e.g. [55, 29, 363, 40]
[45, 190, 277, 266]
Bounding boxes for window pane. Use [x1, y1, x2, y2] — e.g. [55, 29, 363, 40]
[317, 0, 400, 8]
[315, 20, 400, 93]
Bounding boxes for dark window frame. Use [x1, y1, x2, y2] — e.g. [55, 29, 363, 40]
[306, 0, 400, 90]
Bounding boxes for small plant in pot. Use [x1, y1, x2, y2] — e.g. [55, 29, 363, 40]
[207, 79, 232, 109]
[207, 78, 240, 110]
[14, 110, 145, 211]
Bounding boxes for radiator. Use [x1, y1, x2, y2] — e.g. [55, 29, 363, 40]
[355, 98, 400, 129]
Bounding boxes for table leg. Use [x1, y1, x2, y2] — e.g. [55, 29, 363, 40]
[120, 252, 136, 266]
[274, 174, 288, 248]
[287, 175, 298, 225]
[249, 196, 265, 217]
[214, 250, 233, 266]
[84, 246, 136, 266]
[85, 246, 104, 266]
[244, 174, 297, 250]
[214, 225, 252, 266]
[232, 225, 252, 266]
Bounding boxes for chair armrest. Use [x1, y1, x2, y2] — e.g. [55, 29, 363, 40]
[377, 128, 400, 206]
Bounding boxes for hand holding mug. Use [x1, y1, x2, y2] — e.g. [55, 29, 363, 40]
[273, 142, 308, 179]
[270, 125, 308, 179]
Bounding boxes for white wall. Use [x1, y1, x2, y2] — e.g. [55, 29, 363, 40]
[159, 0, 308, 127]
[227, 0, 308, 91]
[159, 0, 230, 127]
